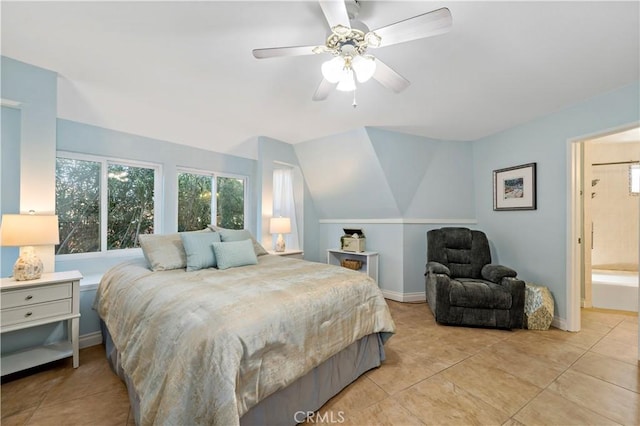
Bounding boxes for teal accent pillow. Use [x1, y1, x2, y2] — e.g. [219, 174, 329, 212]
[212, 239, 258, 270]
[180, 231, 221, 271]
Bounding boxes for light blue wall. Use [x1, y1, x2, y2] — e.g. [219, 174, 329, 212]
[1, 57, 58, 275]
[1, 57, 62, 353]
[257, 136, 319, 259]
[473, 81, 640, 320]
[55, 118, 258, 275]
[296, 127, 477, 297]
[367, 128, 475, 218]
[1, 106, 21, 277]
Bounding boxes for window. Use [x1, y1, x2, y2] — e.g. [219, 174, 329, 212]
[272, 167, 300, 250]
[630, 164, 640, 195]
[56, 157, 101, 254]
[177, 170, 246, 232]
[55, 153, 161, 255]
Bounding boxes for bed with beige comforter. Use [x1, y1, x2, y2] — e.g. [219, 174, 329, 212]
[95, 254, 395, 425]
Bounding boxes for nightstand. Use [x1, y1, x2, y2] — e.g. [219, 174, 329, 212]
[267, 249, 304, 259]
[1, 270, 83, 376]
[327, 249, 379, 285]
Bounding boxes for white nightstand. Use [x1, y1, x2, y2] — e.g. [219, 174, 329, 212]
[327, 249, 379, 285]
[1, 270, 83, 376]
[267, 249, 304, 259]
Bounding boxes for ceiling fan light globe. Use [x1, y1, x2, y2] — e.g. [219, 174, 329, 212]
[336, 69, 356, 92]
[321, 57, 345, 83]
[352, 55, 376, 83]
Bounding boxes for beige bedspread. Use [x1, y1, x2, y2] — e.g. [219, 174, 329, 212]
[95, 255, 395, 425]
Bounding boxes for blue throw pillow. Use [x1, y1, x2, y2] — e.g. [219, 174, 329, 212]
[180, 231, 221, 271]
[212, 239, 258, 270]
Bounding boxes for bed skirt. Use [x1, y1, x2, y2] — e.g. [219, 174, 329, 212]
[101, 321, 386, 425]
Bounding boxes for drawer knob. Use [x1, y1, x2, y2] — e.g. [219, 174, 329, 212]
[25, 311, 33, 317]
[25, 295, 33, 300]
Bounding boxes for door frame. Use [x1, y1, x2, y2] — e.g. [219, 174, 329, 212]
[567, 122, 640, 333]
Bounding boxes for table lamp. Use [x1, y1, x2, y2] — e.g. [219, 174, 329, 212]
[0, 213, 60, 280]
[269, 217, 291, 253]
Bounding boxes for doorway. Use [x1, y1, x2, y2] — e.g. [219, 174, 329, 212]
[568, 125, 640, 339]
[586, 132, 639, 312]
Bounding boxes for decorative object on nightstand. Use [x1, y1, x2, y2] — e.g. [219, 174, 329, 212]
[0, 212, 60, 281]
[340, 228, 366, 252]
[1, 270, 82, 375]
[269, 217, 291, 253]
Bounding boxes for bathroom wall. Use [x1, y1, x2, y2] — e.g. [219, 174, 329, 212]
[590, 141, 640, 270]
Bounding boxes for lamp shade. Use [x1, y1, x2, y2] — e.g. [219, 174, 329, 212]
[352, 55, 376, 83]
[336, 69, 356, 92]
[0, 214, 60, 247]
[269, 217, 291, 234]
[321, 57, 345, 84]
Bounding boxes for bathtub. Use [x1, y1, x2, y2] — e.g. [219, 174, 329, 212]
[592, 269, 639, 312]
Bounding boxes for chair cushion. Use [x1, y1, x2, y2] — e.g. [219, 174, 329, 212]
[449, 278, 512, 310]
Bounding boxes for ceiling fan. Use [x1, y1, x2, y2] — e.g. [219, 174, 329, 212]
[252, 0, 452, 104]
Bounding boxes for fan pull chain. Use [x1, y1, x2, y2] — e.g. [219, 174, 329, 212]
[352, 90, 357, 108]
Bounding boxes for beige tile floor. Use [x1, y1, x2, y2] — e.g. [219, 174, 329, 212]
[1, 301, 638, 425]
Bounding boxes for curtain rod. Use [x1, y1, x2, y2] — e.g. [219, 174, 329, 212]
[592, 160, 640, 166]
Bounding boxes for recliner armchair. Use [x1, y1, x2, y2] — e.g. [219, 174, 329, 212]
[425, 227, 525, 329]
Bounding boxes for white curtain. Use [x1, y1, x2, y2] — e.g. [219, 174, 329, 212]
[273, 168, 299, 250]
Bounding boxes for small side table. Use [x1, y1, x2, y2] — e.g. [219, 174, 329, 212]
[1, 270, 83, 375]
[327, 249, 379, 285]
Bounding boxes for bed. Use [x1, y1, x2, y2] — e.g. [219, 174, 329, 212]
[94, 232, 395, 426]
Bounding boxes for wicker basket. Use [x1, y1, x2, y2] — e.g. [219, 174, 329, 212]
[341, 259, 363, 270]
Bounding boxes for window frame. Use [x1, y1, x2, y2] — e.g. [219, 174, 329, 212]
[176, 167, 248, 231]
[630, 163, 640, 196]
[55, 151, 163, 259]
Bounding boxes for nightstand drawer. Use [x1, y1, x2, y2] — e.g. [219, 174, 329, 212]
[1, 299, 72, 327]
[1, 283, 72, 309]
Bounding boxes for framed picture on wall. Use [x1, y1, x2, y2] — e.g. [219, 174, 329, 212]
[493, 162, 537, 211]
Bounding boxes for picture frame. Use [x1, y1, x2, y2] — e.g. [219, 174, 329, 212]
[493, 162, 537, 211]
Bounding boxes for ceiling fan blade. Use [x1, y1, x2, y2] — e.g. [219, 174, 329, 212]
[253, 45, 322, 59]
[372, 59, 410, 93]
[312, 78, 336, 101]
[371, 7, 452, 48]
[319, 0, 351, 30]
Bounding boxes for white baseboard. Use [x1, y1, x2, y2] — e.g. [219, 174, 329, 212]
[551, 316, 569, 331]
[79, 331, 103, 349]
[382, 290, 426, 303]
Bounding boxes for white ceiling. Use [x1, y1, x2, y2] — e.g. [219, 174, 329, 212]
[2, 1, 639, 156]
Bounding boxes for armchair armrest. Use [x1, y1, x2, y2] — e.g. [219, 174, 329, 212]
[481, 264, 517, 283]
[425, 261, 450, 276]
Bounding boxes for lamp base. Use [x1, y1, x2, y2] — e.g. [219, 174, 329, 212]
[13, 247, 43, 281]
[275, 234, 286, 253]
